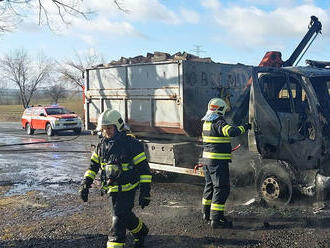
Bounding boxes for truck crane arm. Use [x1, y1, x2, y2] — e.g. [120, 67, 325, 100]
[282, 16, 322, 67]
[230, 16, 322, 125]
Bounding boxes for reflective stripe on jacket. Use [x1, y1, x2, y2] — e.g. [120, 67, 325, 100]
[202, 117, 246, 164]
[83, 132, 152, 193]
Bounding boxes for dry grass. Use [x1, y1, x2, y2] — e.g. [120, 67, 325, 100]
[0, 99, 84, 122]
[0, 104, 25, 122]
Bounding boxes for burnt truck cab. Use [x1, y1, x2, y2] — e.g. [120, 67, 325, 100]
[249, 61, 330, 206]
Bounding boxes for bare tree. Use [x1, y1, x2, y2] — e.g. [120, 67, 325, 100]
[0, 1, 125, 33]
[0, 78, 7, 104]
[0, 49, 54, 108]
[58, 50, 105, 89]
[45, 82, 67, 103]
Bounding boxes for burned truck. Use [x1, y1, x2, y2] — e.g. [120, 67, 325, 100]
[83, 17, 330, 206]
[83, 58, 330, 206]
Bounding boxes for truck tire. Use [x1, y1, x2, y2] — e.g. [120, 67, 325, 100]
[46, 123, 54, 136]
[256, 163, 293, 207]
[26, 123, 34, 135]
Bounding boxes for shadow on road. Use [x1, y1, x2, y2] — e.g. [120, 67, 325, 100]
[232, 216, 330, 230]
[0, 234, 261, 248]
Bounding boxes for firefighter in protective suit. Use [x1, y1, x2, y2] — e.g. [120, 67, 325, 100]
[79, 109, 152, 248]
[201, 98, 251, 228]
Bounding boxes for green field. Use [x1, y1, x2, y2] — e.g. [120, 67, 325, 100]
[0, 99, 84, 122]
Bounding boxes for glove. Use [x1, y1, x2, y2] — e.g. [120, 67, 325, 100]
[79, 184, 89, 202]
[244, 123, 252, 130]
[139, 193, 151, 209]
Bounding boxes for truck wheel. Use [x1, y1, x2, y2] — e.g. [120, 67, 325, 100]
[46, 123, 54, 136]
[256, 163, 292, 207]
[26, 123, 34, 135]
[73, 128, 82, 135]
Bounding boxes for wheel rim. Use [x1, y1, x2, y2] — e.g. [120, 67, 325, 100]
[260, 176, 292, 205]
[261, 177, 280, 200]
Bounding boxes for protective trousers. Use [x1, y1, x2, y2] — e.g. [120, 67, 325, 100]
[202, 161, 230, 221]
[107, 189, 148, 248]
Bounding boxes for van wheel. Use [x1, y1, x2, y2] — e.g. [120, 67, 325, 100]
[26, 123, 34, 135]
[256, 163, 292, 207]
[46, 123, 54, 136]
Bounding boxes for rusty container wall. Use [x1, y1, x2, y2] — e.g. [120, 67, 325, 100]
[85, 62, 183, 133]
[84, 61, 253, 136]
[85, 66, 128, 130]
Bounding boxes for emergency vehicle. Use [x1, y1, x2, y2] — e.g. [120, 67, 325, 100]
[21, 105, 83, 136]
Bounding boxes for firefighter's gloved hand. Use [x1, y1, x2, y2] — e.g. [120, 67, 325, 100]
[139, 194, 151, 209]
[244, 123, 252, 130]
[79, 184, 89, 202]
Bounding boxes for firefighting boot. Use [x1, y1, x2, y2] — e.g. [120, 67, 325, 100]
[202, 206, 211, 222]
[133, 223, 149, 248]
[211, 216, 233, 229]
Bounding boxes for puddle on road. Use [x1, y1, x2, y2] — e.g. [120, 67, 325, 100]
[0, 132, 92, 196]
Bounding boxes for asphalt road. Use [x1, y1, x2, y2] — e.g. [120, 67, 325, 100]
[1, 122, 330, 248]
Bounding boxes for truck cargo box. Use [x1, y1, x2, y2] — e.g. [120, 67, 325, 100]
[84, 60, 253, 137]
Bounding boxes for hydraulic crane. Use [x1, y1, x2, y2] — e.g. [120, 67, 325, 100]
[231, 16, 322, 124]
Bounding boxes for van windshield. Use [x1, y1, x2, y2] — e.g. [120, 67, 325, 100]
[46, 108, 70, 115]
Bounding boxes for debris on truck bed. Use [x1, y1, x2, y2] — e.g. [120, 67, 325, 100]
[92, 51, 214, 68]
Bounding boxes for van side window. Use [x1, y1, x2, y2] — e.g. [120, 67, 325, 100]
[260, 75, 292, 113]
[33, 109, 40, 116]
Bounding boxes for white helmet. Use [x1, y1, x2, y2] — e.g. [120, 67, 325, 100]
[97, 109, 125, 131]
[207, 98, 228, 116]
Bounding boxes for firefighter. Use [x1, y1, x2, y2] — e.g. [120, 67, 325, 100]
[201, 98, 251, 229]
[79, 109, 152, 248]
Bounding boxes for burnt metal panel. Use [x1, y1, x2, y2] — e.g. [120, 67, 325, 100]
[250, 67, 323, 170]
[182, 61, 252, 136]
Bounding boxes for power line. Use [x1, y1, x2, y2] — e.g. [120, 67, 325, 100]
[190, 45, 206, 57]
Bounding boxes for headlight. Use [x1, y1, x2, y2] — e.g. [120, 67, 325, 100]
[55, 119, 60, 126]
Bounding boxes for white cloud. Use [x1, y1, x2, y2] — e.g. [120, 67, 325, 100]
[201, 0, 221, 10]
[242, 0, 298, 7]
[202, 2, 328, 49]
[79, 35, 97, 46]
[72, 16, 146, 38]
[180, 8, 200, 24]
[87, 0, 180, 24]
[72, 0, 205, 44]
[17, 21, 41, 33]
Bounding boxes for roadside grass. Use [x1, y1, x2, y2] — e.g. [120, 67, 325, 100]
[0, 104, 25, 122]
[0, 98, 84, 122]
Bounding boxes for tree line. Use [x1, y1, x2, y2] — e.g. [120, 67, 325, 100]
[0, 49, 104, 107]
[0, 0, 124, 108]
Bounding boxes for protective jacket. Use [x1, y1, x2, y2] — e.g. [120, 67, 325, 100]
[83, 132, 152, 195]
[202, 116, 247, 164]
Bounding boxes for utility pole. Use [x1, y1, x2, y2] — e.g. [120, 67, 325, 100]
[190, 45, 206, 57]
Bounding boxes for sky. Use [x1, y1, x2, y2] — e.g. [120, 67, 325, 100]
[0, 0, 329, 66]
